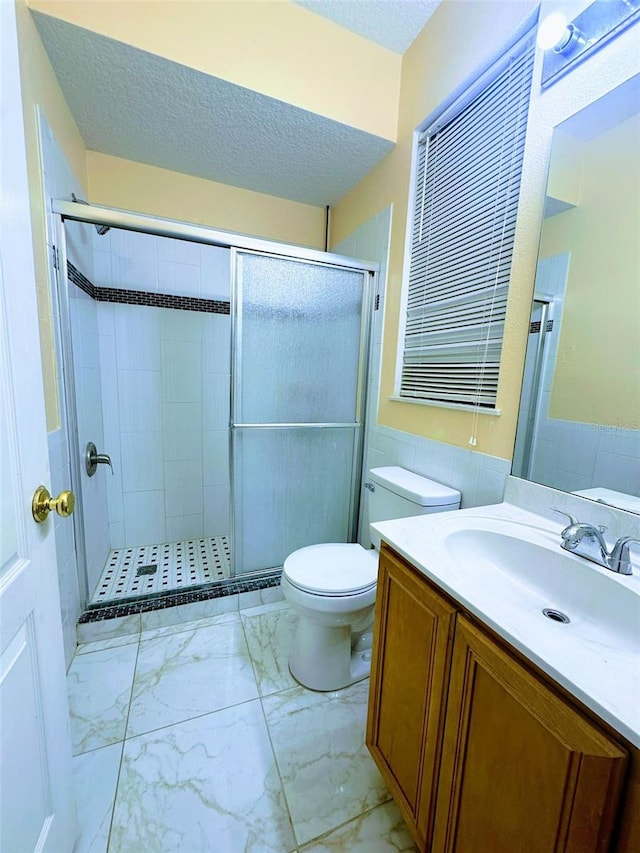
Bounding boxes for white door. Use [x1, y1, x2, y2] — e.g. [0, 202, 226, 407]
[0, 1, 76, 851]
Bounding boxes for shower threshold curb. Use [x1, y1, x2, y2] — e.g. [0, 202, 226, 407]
[78, 570, 282, 623]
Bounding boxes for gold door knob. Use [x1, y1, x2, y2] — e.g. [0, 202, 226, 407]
[32, 486, 75, 523]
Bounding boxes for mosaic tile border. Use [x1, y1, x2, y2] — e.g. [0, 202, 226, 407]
[67, 261, 96, 297]
[529, 319, 554, 334]
[68, 261, 230, 315]
[79, 571, 282, 623]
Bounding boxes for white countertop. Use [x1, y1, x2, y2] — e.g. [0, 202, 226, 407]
[372, 502, 640, 748]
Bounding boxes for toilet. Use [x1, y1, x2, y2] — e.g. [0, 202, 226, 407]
[281, 466, 461, 691]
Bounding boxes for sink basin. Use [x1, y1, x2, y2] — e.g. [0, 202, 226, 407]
[443, 520, 640, 653]
[372, 503, 640, 745]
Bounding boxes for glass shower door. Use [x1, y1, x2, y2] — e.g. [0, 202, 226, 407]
[231, 250, 370, 575]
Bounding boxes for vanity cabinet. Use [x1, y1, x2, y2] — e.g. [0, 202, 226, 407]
[367, 544, 633, 852]
[366, 544, 456, 849]
[432, 616, 626, 852]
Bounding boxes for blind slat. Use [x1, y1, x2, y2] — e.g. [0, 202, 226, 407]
[400, 35, 534, 408]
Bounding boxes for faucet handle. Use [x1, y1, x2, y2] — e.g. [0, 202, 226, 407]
[551, 508, 579, 528]
[607, 537, 639, 576]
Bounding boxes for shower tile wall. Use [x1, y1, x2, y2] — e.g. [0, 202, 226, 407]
[91, 230, 231, 552]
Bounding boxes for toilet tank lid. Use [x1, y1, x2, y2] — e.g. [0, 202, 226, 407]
[369, 466, 460, 507]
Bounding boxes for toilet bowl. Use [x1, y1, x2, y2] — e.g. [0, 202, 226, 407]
[282, 543, 378, 692]
[281, 466, 461, 691]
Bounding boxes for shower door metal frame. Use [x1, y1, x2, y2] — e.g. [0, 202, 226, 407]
[52, 214, 91, 606]
[50, 199, 379, 601]
[51, 199, 378, 272]
[515, 295, 555, 480]
[230, 247, 375, 574]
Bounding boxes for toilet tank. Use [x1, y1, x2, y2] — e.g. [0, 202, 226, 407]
[368, 466, 461, 550]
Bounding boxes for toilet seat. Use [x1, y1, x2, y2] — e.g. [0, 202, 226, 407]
[283, 543, 378, 597]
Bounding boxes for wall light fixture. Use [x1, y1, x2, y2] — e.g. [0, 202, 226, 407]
[538, 0, 640, 89]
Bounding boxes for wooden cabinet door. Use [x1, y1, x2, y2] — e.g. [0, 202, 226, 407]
[367, 545, 456, 849]
[433, 617, 628, 853]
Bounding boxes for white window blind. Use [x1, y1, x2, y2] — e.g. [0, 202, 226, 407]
[400, 35, 535, 409]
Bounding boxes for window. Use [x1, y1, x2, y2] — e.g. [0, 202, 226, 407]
[399, 33, 535, 409]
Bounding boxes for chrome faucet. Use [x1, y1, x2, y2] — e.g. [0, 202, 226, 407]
[552, 509, 638, 576]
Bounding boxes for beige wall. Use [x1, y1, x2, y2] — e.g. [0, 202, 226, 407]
[541, 114, 640, 429]
[86, 152, 326, 249]
[330, 0, 640, 461]
[28, 0, 401, 141]
[16, 0, 87, 430]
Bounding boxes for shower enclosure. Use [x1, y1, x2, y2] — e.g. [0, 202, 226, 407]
[232, 250, 368, 575]
[53, 203, 375, 609]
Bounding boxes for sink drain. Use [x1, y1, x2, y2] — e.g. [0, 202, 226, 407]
[542, 608, 570, 624]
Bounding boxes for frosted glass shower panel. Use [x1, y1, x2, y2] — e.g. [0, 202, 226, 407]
[235, 253, 365, 424]
[233, 427, 357, 574]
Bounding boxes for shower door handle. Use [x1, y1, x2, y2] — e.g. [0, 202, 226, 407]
[85, 442, 114, 476]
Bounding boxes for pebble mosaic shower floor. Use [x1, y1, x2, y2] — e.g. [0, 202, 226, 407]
[91, 536, 231, 604]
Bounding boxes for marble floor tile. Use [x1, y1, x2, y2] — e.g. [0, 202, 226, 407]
[73, 743, 122, 853]
[76, 613, 141, 645]
[237, 585, 284, 610]
[139, 594, 239, 634]
[239, 600, 289, 617]
[241, 603, 298, 696]
[109, 700, 296, 853]
[262, 680, 390, 846]
[139, 610, 240, 643]
[126, 619, 258, 737]
[300, 801, 418, 852]
[67, 644, 138, 755]
[75, 635, 139, 656]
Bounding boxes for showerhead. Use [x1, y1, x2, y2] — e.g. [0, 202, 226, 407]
[71, 193, 111, 236]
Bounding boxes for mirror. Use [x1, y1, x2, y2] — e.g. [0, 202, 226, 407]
[513, 73, 640, 513]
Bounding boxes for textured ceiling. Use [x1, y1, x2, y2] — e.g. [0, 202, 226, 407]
[293, 0, 442, 53]
[32, 11, 395, 207]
